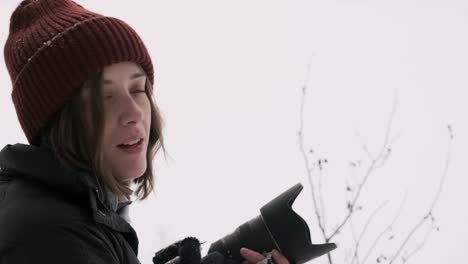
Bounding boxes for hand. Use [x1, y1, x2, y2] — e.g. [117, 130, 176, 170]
[240, 248, 289, 264]
[153, 237, 241, 264]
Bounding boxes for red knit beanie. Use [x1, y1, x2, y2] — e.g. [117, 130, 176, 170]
[3, 0, 154, 145]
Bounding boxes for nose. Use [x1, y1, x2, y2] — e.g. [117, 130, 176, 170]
[118, 95, 143, 126]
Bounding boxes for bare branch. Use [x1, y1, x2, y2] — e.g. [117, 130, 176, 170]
[401, 223, 434, 263]
[328, 96, 398, 241]
[296, 72, 451, 264]
[349, 218, 360, 264]
[362, 144, 375, 161]
[388, 126, 454, 264]
[350, 201, 388, 264]
[362, 193, 407, 264]
[297, 62, 328, 243]
[318, 167, 327, 228]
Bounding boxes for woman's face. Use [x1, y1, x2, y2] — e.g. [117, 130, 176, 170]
[85, 62, 151, 182]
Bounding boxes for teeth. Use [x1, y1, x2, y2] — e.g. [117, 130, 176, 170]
[122, 139, 140, 146]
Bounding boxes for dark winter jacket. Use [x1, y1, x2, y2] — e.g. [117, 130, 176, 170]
[0, 143, 141, 263]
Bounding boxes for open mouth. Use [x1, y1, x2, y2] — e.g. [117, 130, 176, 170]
[117, 138, 143, 150]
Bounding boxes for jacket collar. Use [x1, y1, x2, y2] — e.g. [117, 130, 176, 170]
[0, 143, 139, 254]
[0, 143, 95, 197]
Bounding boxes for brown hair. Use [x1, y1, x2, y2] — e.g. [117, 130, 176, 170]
[38, 71, 165, 201]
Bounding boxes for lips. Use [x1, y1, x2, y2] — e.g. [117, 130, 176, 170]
[118, 138, 143, 147]
[116, 132, 145, 148]
[117, 138, 144, 154]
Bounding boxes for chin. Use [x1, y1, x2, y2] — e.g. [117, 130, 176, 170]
[114, 164, 147, 182]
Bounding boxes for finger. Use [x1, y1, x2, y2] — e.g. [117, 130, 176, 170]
[240, 248, 265, 263]
[271, 250, 289, 264]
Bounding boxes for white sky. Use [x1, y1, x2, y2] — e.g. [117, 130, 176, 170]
[1, 0, 467, 263]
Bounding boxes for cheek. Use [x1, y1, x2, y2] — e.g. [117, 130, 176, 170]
[136, 96, 152, 132]
[98, 104, 117, 150]
[138, 95, 151, 113]
[101, 110, 115, 138]
[144, 101, 152, 127]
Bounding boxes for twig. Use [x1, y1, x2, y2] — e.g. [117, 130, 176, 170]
[401, 222, 434, 263]
[350, 201, 388, 264]
[328, 96, 398, 241]
[362, 193, 407, 264]
[297, 62, 328, 241]
[318, 164, 327, 228]
[349, 218, 360, 264]
[388, 125, 453, 264]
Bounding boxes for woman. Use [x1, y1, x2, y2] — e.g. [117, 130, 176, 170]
[0, 1, 290, 264]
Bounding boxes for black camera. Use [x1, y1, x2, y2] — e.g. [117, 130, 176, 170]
[208, 183, 336, 264]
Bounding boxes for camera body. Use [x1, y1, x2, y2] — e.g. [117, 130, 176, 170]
[208, 183, 336, 264]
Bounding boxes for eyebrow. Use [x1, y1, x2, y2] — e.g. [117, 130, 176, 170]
[101, 72, 146, 85]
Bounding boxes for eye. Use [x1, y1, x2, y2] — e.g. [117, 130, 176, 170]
[131, 88, 146, 94]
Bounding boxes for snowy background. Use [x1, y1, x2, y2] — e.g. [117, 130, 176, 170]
[1, 0, 467, 263]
